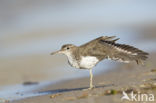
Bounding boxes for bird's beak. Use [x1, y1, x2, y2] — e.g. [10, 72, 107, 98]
[50, 50, 62, 55]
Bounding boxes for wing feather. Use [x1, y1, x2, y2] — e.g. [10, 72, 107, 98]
[79, 36, 149, 65]
[99, 39, 149, 64]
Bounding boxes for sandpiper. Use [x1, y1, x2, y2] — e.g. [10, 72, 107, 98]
[51, 36, 149, 89]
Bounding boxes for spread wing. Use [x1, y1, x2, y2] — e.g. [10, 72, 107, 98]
[80, 36, 149, 64]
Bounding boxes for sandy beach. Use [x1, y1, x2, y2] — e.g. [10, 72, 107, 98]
[0, 1, 156, 103]
[9, 52, 156, 103]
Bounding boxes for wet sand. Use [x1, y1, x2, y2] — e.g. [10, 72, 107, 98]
[10, 53, 156, 103]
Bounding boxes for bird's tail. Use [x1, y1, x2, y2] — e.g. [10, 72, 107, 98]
[99, 36, 149, 65]
[113, 43, 149, 65]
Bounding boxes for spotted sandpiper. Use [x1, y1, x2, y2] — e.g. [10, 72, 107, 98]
[51, 36, 149, 89]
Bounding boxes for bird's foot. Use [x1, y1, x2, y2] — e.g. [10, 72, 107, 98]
[89, 85, 95, 90]
[82, 85, 95, 91]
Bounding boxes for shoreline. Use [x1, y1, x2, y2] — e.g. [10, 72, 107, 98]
[10, 53, 156, 103]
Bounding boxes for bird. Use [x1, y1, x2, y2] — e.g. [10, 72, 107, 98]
[51, 36, 149, 90]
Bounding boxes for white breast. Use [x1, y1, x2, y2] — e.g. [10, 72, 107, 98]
[80, 56, 99, 69]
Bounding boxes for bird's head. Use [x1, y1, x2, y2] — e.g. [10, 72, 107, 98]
[51, 44, 77, 55]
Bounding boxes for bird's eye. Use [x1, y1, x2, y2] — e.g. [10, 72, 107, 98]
[67, 47, 70, 50]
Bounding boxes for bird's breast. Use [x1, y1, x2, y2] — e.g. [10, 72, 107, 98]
[67, 54, 80, 69]
[80, 56, 99, 69]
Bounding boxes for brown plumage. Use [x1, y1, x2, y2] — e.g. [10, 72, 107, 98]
[79, 36, 149, 65]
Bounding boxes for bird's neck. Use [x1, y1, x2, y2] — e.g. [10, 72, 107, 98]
[65, 50, 80, 68]
[65, 51, 75, 61]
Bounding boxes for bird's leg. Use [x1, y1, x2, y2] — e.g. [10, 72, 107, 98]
[89, 68, 94, 89]
[82, 68, 94, 91]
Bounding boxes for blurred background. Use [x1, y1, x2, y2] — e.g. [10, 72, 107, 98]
[0, 0, 156, 88]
